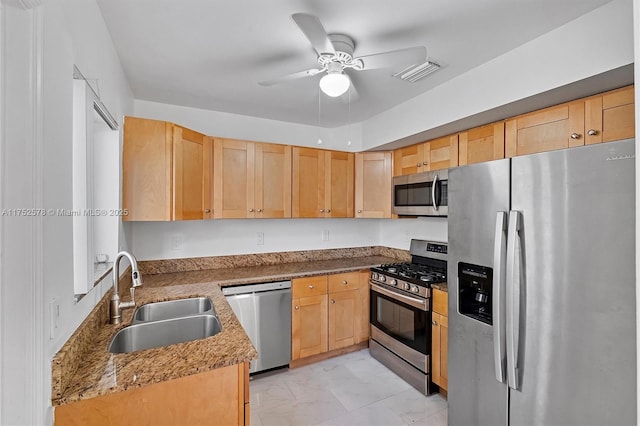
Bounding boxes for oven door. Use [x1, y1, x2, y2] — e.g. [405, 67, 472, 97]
[370, 282, 430, 356]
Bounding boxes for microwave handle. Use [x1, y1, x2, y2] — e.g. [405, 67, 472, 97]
[432, 174, 439, 211]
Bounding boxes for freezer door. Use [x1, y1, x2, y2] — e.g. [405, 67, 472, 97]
[448, 159, 510, 426]
[509, 139, 636, 426]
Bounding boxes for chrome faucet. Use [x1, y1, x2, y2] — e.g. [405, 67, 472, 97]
[110, 251, 143, 324]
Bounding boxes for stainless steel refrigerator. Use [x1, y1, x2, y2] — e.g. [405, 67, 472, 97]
[447, 139, 636, 426]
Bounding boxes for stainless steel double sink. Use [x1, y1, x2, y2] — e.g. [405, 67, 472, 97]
[108, 297, 222, 353]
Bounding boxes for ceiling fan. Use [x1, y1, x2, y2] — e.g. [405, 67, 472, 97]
[258, 13, 428, 98]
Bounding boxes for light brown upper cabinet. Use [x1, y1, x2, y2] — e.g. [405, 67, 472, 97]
[505, 85, 635, 157]
[354, 152, 392, 218]
[584, 85, 635, 145]
[393, 134, 458, 176]
[123, 116, 212, 221]
[292, 147, 354, 218]
[214, 139, 291, 219]
[505, 101, 586, 157]
[458, 122, 505, 166]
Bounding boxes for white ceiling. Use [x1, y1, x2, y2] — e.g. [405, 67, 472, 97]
[97, 0, 614, 128]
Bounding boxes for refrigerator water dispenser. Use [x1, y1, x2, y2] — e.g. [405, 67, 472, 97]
[458, 262, 493, 325]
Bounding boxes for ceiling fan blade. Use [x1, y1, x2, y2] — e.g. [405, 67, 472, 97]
[356, 46, 427, 70]
[291, 13, 336, 56]
[258, 68, 323, 87]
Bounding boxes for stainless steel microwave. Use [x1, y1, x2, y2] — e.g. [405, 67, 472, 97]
[393, 169, 448, 216]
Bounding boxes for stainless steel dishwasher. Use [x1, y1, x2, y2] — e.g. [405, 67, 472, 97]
[222, 281, 291, 374]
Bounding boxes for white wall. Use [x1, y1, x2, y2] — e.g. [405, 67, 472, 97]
[132, 219, 380, 260]
[361, 0, 635, 149]
[134, 100, 363, 152]
[1, 0, 133, 424]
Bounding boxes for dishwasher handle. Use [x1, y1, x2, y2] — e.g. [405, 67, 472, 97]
[222, 280, 291, 296]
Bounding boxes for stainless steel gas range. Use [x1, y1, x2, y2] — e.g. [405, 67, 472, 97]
[369, 239, 447, 395]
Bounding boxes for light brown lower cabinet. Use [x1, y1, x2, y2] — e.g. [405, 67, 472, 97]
[431, 289, 448, 392]
[292, 271, 368, 361]
[54, 362, 250, 425]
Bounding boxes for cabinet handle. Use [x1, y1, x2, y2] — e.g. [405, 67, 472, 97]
[257, 208, 262, 213]
[204, 209, 211, 213]
[422, 161, 428, 165]
[308, 285, 314, 289]
[326, 209, 331, 213]
[416, 163, 422, 167]
[331, 299, 336, 304]
[587, 129, 598, 136]
[295, 305, 300, 310]
[320, 209, 325, 213]
[432, 320, 438, 326]
[249, 208, 254, 212]
[570, 133, 581, 139]
[357, 210, 362, 213]
[342, 280, 348, 285]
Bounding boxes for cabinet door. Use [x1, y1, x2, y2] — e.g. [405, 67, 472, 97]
[393, 144, 425, 176]
[292, 295, 328, 360]
[505, 101, 585, 157]
[214, 139, 255, 218]
[292, 147, 325, 218]
[425, 135, 458, 171]
[585, 85, 635, 144]
[326, 151, 354, 218]
[328, 289, 360, 351]
[255, 143, 291, 218]
[122, 117, 173, 221]
[459, 122, 505, 166]
[355, 152, 392, 218]
[431, 312, 448, 390]
[173, 126, 207, 220]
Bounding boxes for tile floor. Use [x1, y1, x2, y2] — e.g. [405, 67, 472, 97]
[250, 349, 448, 426]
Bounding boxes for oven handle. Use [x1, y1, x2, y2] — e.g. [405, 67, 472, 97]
[370, 283, 429, 311]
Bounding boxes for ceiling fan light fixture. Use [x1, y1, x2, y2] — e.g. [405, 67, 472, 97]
[319, 72, 350, 97]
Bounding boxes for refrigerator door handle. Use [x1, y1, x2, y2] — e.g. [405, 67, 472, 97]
[493, 211, 508, 383]
[506, 210, 522, 390]
[432, 174, 439, 211]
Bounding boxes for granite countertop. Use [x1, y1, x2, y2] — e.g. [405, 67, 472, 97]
[53, 255, 398, 406]
[431, 282, 448, 292]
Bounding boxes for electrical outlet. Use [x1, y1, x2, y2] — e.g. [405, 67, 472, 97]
[49, 298, 60, 339]
[171, 234, 183, 251]
[322, 230, 330, 241]
[257, 232, 264, 245]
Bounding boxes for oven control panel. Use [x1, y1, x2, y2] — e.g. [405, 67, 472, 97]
[426, 243, 447, 254]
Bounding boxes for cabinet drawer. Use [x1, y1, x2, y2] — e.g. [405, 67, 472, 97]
[433, 288, 448, 316]
[328, 272, 360, 293]
[292, 276, 327, 298]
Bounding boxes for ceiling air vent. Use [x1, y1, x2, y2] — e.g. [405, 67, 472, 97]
[393, 61, 441, 82]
